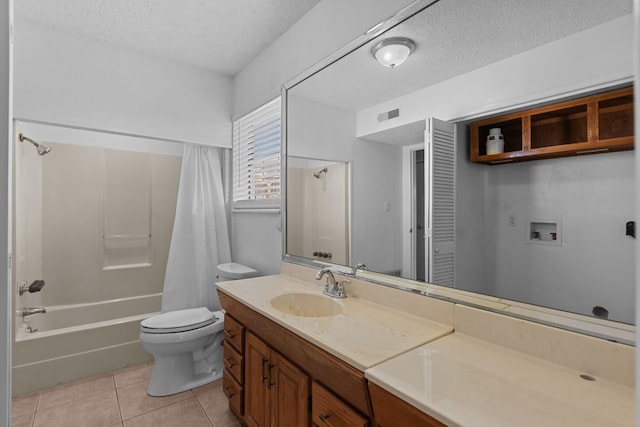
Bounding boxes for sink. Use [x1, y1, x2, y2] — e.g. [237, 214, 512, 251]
[270, 293, 343, 317]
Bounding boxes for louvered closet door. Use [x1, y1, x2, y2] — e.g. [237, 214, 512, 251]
[425, 118, 455, 286]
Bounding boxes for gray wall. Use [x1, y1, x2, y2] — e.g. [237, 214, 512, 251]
[351, 139, 403, 274]
[456, 149, 635, 324]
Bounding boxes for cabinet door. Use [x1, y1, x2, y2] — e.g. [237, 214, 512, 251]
[245, 332, 271, 427]
[271, 352, 310, 427]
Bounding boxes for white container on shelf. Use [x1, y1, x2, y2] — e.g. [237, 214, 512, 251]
[486, 127, 504, 155]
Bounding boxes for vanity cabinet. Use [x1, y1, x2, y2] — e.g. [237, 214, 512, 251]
[218, 291, 372, 427]
[245, 331, 310, 427]
[470, 86, 634, 164]
[222, 314, 245, 417]
[368, 383, 446, 427]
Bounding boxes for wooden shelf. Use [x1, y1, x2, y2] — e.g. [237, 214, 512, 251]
[470, 87, 634, 164]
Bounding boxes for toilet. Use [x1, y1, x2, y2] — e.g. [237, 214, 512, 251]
[139, 262, 257, 396]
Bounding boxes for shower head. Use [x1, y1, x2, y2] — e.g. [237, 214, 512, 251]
[313, 167, 328, 179]
[19, 133, 52, 156]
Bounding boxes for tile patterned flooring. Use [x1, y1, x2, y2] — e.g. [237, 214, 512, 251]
[11, 362, 242, 427]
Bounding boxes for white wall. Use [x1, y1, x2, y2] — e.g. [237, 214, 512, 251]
[232, 0, 412, 275]
[357, 14, 634, 135]
[232, 0, 414, 118]
[1, 1, 11, 423]
[14, 19, 233, 147]
[287, 94, 355, 161]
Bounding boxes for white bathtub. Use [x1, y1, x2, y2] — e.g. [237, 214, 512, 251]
[13, 293, 162, 396]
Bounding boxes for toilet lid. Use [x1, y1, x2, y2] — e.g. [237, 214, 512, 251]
[217, 262, 258, 279]
[141, 307, 216, 333]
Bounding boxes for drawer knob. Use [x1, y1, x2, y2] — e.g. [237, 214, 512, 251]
[319, 414, 330, 423]
[223, 386, 236, 399]
[224, 358, 235, 368]
[224, 329, 236, 338]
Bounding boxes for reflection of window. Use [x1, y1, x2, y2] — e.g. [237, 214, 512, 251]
[232, 97, 281, 208]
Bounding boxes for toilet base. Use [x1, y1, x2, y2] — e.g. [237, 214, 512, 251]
[147, 352, 223, 396]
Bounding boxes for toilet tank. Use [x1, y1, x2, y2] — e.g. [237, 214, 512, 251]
[216, 262, 258, 281]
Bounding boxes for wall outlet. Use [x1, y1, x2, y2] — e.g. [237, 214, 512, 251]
[508, 215, 517, 227]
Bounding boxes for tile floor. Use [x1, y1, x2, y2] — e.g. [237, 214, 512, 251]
[11, 362, 242, 427]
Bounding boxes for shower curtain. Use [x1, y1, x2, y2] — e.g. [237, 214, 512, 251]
[161, 143, 231, 312]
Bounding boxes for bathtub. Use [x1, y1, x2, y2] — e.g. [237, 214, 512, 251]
[13, 293, 162, 396]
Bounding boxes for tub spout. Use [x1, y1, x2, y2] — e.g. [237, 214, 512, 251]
[18, 307, 47, 318]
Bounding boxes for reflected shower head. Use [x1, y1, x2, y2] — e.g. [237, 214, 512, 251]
[19, 133, 52, 156]
[313, 167, 328, 179]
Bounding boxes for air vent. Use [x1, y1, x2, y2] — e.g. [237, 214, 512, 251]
[377, 108, 400, 122]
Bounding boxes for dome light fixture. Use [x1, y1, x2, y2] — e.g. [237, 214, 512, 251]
[371, 37, 416, 68]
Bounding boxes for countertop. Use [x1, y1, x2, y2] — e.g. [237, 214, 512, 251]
[216, 273, 453, 371]
[366, 332, 635, 426]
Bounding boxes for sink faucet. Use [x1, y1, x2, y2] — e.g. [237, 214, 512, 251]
[315, 267, 348, 299]
[17, 307, 47, 318]
[350, 263, 368, 276]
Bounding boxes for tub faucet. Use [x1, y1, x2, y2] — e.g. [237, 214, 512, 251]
[18, 307, 47, 318]
[315, 267, 347, 299]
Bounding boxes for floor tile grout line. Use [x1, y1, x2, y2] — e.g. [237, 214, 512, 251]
[123, 395, 204, 425]
[112, 372, 125, 424]
[119, 388, 195, 422]
[193, 391, 216, 427]
[30, 390, 41, 427]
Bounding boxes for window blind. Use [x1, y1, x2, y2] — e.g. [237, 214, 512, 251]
[232, 97, 281, 205]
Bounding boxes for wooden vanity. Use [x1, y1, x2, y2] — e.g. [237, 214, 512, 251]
[216, 265, 634, 427]
[220, 292, 370, 426]
[219, 292, 449, 427]
[215, 266, 454, 427]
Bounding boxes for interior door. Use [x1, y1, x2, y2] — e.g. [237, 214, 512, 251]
[425, 118, 456, 285]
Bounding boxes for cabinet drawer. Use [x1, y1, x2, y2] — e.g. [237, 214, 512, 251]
[223, 341, 244, 383]
[368, 382, 446, 427]
[312, 381, 368, 427]
[223, 314, 244, 353]
[223, 370, 243, 417]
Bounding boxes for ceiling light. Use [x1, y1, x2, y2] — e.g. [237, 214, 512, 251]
[371, 37, 415, 68]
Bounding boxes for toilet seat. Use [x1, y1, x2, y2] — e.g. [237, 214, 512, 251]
[141, 307, 221, 334]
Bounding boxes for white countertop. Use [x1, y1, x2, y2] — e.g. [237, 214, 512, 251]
[366, 332, 635, 427]
[217, 274, 453, 371]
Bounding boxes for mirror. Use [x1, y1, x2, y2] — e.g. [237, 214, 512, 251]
[284, 0, 635, 336]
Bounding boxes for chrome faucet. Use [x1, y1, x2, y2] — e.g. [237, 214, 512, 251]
[315, 267, 348, 299]
[17, 307, 47, 318]
[350, 263, 368, 276]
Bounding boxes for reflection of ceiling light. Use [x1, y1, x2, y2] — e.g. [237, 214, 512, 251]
[371, 37, 415, 68]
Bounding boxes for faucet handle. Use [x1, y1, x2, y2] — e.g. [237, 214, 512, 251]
[335, 279, 350, 298]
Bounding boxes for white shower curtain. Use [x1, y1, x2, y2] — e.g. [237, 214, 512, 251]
[161, 143, 231, 312]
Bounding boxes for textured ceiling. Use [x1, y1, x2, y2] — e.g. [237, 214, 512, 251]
[15, 0, 321, 76]
[290, 0, 633, 112]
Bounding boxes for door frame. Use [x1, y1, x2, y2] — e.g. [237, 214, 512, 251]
[401, 143, 424, 279]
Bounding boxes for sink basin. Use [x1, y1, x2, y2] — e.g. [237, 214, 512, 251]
[270, 293, 343, 317]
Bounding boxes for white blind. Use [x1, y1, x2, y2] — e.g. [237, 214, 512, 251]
[233, 97, 281, 205]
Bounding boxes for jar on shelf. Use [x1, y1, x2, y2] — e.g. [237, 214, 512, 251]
[486, 127, 504, 155]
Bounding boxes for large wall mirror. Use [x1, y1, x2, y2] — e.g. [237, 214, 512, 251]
[283, 0, 635, 341]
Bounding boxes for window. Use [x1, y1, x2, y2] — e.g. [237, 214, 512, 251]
[232, 97, 281, 208]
